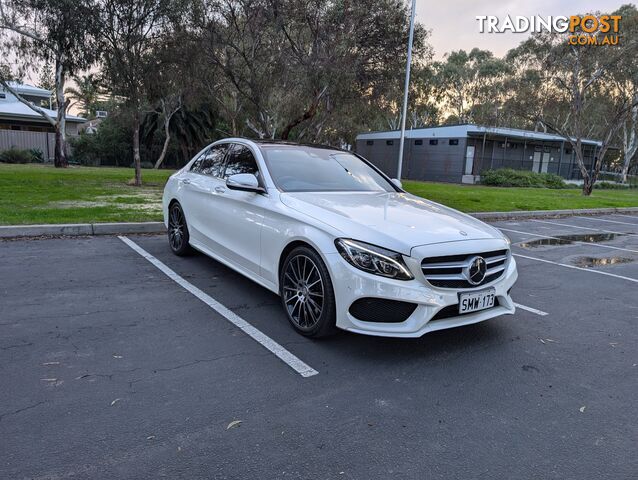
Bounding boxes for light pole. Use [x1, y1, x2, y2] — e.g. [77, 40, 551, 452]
[396, 0, 417, 180]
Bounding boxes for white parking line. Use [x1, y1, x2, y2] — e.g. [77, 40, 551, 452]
[578, 216, 638, 227]
[498, 227, 638, 254]
[513, 253, 638, 283]
[119, 236, 319, 378]
[513, 303, 548, 316]
[613, 214, 638, 221]
[530, 219, 638, 237]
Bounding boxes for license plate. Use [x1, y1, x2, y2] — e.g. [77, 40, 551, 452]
[459, 288, 496, 314]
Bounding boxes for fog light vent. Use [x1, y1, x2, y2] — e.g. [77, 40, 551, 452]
[349, 298, 417, 323]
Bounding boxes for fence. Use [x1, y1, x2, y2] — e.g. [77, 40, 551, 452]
[0, 130, 55, 160]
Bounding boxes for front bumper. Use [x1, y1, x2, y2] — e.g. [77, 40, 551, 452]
[324, 242, 518, 338]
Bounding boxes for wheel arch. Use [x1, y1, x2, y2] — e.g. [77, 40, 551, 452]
[278, 240, 317, 284]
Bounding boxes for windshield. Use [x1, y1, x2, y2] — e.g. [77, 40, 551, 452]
[261, 146, 397, 193]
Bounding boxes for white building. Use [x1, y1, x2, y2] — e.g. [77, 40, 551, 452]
[0, 82, 86, 160]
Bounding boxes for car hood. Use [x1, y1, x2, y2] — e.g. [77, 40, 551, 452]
[280, 191, 505, 255]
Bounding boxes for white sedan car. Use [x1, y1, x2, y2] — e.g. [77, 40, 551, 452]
[163, 138, 518, 338]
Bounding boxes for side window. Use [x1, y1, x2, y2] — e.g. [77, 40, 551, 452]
[190, 148, 208, 173]
[223, 144, 260, 180]
[200, 144, 229, 177]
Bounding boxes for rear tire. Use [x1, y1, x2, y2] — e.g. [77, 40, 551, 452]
[168, 202, 193, 256]
[279, 246, 337, 338]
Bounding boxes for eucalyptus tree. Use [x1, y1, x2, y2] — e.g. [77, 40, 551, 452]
[506, 17, 638, 195]
[197, 0, 430, 144]
[432, 48, 512, 125]
[0, 0, 98, 166]
[96, 0, 174, 185]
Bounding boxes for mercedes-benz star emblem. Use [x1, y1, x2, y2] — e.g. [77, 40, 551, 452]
[464, 256, 487, 285]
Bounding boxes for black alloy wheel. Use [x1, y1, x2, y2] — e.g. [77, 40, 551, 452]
[168, 202, 192, 256]
[280, 246, 336, 337]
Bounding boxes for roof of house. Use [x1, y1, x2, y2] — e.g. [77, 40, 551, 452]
[0, 82, 85, 124]
[355, 124, 604, 147]
[5, 81, 52, 98]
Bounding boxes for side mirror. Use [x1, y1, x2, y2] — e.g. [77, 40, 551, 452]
[226, 173, 264, 193]
[391, 178, 403, 189]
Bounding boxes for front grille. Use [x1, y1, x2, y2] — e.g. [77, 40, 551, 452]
[349, 298, 417, 323]
[421, 249, 508, 289]
[431, 298, 501, 322]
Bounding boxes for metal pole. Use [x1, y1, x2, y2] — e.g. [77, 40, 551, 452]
[396, 0, 417, 180]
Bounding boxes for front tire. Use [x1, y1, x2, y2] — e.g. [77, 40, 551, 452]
[280, 246, 337, 338]
[168, 202, 192, 256]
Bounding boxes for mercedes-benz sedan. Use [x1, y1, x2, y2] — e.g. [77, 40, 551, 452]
[163, 139, 518, 338]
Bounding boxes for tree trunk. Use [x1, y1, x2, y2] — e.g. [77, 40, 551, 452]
[582, 176, 594, 196]
[154, 119, 172, 169]
[54, 126, 67, 167]
[620, 160, 631, 184]
[53, 57, 68, 168]
[132, 111, 142, 186]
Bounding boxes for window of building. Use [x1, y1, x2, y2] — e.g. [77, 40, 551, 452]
[565, 148, 572, 155]
[449, 139, 459, 146]
[366, 140, 374, 146]
[414, 139, 423, 145]
[0, 93, 5, 99]
[429, 139, 438, 145]
[386, 140, 394, 146]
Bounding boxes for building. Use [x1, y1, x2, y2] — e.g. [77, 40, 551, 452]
[355, 124, 605, 184]
[0, 82, 86, 160]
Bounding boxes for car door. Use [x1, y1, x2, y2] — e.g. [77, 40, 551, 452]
[180, 143, 230, 252]
[211, 143, 266, 275]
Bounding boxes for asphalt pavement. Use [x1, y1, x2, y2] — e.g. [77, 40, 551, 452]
[1, 214, 637, 479]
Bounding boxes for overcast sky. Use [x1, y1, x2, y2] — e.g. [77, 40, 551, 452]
[416, 0, 628, 59]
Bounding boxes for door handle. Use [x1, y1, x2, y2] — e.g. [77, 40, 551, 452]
[181, 178, 191, 185]
[214, 186, 226, 194]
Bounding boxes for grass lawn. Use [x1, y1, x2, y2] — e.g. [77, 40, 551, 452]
[403, 180, 638, 213]
[0, 163, 173, 225]
[0, 164, 637, 225]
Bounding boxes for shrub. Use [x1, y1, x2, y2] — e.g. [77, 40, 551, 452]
[481, 169, 567, 189]
[28, 148, 44, 163]
[595, 181, 631, 189]
[0, 147, 37, 164]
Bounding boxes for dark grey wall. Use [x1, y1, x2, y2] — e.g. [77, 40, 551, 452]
[356, 137, 466, 183]
[355, 138, 405, 179]
[356, 135, 600, 183]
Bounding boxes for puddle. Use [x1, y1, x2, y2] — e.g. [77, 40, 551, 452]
[518, 233, 625, 248]
[572, 256, 635, 268]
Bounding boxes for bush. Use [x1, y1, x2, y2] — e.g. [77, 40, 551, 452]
[0, 147, 38, 164]
[28, 148, 44, 163]
[69, 116, 133, 167]
[595, 181, 631, 189]
[481, 169, 567, 189]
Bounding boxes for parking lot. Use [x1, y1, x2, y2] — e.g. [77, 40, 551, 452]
[1, 213, 637, 479]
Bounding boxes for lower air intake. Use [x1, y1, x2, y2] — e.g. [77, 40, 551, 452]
[349, 298, 417, 323]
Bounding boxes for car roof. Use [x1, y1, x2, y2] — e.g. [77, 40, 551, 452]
[250, 139, 347, 152]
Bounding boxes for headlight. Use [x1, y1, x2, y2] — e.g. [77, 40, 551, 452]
[335, 238, 414, 280]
